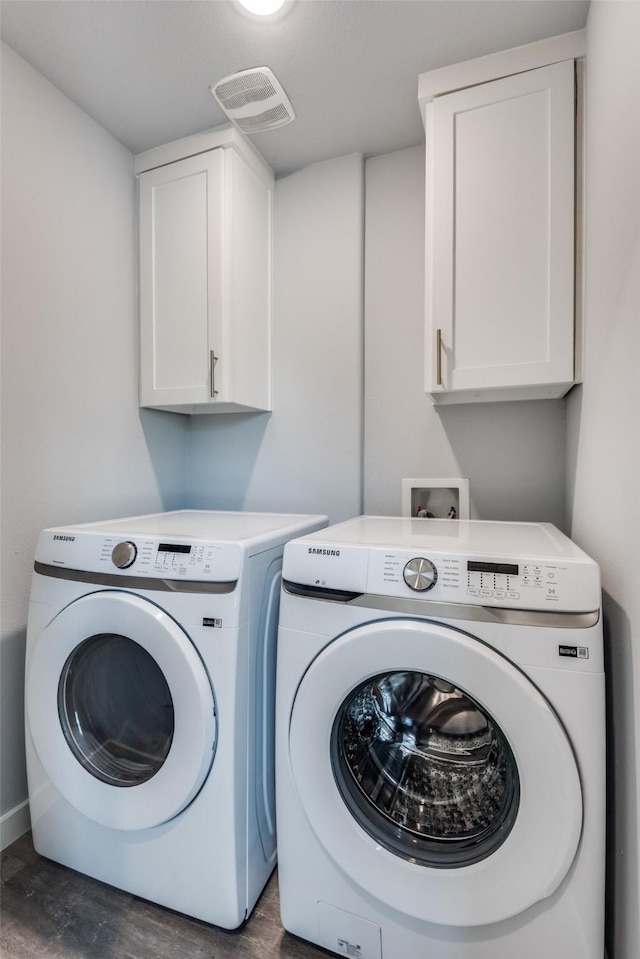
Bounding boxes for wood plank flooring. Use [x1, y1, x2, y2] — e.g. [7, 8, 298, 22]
[1, 833, 329, 959]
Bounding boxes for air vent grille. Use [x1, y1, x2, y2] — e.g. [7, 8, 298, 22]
[235, 104, 292, 133]
[210, 66, 295, 134]
[216, 72, 278, 110]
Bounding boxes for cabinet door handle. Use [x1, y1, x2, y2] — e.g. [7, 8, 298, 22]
[436, 329, 443, 386]
[210, 351, 219, 398]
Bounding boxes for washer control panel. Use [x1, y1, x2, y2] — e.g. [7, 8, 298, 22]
[366, 549, 589, 610]
[465, 559, 536, 603]
[282, 525, 601, 613]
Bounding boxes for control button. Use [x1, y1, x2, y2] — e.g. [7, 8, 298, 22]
[403, 557, 438, 592]
[467, 587, 480, 596]
[112, 541, 137, 569]
[508, 591, 520, 600]
[493, 590, 506, 599]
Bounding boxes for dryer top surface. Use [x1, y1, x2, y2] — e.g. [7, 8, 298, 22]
[57, 509, 328, 545]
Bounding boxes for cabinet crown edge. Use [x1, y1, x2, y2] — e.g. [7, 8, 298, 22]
[417, 27, 585, 119]
[134, 123, 274, 188]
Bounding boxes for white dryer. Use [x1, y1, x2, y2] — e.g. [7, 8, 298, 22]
[25, 509, 327, 928]
[275, 516, 605, 959]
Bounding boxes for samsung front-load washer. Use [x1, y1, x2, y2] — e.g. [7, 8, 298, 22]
[25, 509, 327, 928]
[275, 516, 605, 959]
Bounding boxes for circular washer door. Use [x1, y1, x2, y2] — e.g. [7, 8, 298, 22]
[288, 619, 582, 927]
[27, 591, 216, 831]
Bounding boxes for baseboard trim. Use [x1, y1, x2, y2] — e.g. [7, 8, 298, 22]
[0, 799, 31, 851]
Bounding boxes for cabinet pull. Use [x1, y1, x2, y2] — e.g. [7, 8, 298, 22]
[436, 329, 443, 386]
[210, 351, 219, 398]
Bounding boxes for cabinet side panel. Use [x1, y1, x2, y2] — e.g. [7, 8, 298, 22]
[225, 150, 272, 411]
[424, 103, 439, 393]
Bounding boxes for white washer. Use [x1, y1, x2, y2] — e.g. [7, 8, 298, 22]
[276, 516, 605, 959]
[25, 509, 327, 928]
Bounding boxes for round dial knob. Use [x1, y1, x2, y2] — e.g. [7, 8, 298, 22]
[403, 557, 438, 592]
[111, 541, 137, 569]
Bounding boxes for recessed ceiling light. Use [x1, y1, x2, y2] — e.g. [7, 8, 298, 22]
[233, 0, 294, 20]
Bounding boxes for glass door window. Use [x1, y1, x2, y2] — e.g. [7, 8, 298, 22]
[58, 634, 174, 787]
[332, 671, 519, 868]
[27, 591, 217, 831]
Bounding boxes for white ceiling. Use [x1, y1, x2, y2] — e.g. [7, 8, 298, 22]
[0, 0, 589, 176]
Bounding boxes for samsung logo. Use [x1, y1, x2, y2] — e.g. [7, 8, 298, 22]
[308, 548, 341, 557]
[53, 535, 75, 542]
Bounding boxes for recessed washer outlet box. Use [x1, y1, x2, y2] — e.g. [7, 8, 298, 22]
[402, 478, 470, 520]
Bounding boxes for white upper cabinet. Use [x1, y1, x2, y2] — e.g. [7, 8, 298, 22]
[137, 127, 273, 414]
[420, 41, 581, 405]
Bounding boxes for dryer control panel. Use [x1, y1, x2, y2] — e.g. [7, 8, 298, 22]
[35, 530, 243, 582]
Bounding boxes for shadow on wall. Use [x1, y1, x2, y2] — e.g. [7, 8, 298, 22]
[138, 409, 192, 512]
[602, 590, 639, 959]
[0, 630, 28, 816]
[436, 399, 568, 529]
[564, 384, 583, 527]
[185, 413, 272, 511]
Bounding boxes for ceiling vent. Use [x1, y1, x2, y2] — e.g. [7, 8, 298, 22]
[210, 67, 295, 134]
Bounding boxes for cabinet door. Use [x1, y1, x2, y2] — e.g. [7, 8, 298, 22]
[139, 151, 224, 408]
[425, 60, 575, 402]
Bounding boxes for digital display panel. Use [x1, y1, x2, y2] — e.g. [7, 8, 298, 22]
[467, 561, 519, 575]
[158, 543, 192, 554]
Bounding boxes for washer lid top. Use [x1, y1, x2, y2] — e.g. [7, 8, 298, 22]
[285, 515, 588, 561]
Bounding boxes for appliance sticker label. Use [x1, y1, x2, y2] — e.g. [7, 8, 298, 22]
[337, 941, 362, 959]
[203, 618, 222, 628]
[558, 645, 589, 659]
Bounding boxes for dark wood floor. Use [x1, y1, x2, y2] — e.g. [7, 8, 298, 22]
[1, 833, 329, 959]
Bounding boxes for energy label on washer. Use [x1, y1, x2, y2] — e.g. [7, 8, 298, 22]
[559, 645, 590, 659]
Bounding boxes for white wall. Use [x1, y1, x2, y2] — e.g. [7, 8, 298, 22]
[364, 146, 567, 526]
[0, 44, 187, 845]
[566, 4, 640, 957]
[186, 153, 364, 524]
